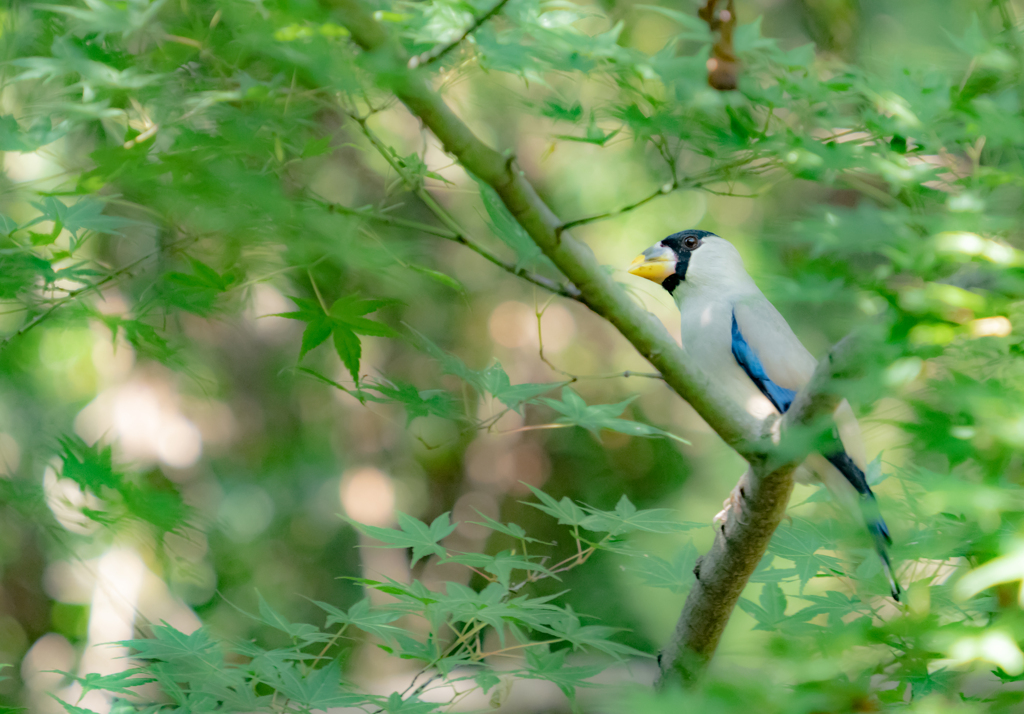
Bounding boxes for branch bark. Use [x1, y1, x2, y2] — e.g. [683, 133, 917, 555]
[325, 0, 763, 449]
[324, 0, 861, 685]
[656, 336, 858, 686]
[699, 0, 739, 90]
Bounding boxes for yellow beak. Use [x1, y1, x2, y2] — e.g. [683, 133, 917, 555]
[627, 246, 677, 284]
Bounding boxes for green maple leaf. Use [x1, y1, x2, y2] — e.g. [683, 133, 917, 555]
[578, 494, 701, 535]
[312, 597, 404, 640]
[56, 670, 156, 700]
[121, 624, 222, 666]
[539, 387, 689, 443]
[737, 581, 789, 631]
[58, 435, 120, 493]
[370, 380, 461, 424]
[629, 541, 700, 593]
[275, 295, 397, 382]
[349, 512, 457, 566]
[521, 483, 589, 526]
[275, 296, 332, 358]
[256, 592, 324, 642]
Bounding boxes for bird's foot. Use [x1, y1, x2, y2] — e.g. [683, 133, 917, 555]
[713, 483, 746, 526]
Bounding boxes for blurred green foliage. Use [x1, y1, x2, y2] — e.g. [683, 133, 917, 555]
[2, 0, 1024, 711]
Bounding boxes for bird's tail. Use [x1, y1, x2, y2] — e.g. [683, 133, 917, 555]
[862, 495, 901, 601]
[826, 452, 901, 601]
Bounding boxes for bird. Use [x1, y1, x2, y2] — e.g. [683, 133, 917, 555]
[628, 229, 900, 601]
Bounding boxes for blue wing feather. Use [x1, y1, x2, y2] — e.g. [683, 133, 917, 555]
[731, 311, 797, 413]
[730, 312, 900, 599]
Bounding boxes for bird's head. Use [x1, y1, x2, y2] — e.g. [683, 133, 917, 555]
[627, 230, 747, 295]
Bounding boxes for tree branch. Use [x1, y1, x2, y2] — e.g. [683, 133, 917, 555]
[321, 199, 581, 299]
[407, 0, 512, 69]
[0, 235, 195, 351]
[327, 0, 763, 446]
[656, 336, 858, 686]
[557, 180, 679, 236]
[325, 0, 862, 685]
[699, 0, 739, 90]
[342, 114, 583, 301]
[555, 156, 757, 235]
[320, 201, 460, 239]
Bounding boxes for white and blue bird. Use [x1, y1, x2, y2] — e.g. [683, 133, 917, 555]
[628, 229, 900, 600]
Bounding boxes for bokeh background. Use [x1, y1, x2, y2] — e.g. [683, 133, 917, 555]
[3, 0, 1024, 711]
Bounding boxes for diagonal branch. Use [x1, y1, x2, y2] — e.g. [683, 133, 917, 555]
[326, 0, 763, 447]
[343, 114, 583, 301]
[320, 199, 581, 300]
[324, 0, 863, 686]
[555, 156, 759, 235]
[557, 180, 679, 236]
[320, 201, 461, 239]
[407, 0, 512, 69]
[655, 335, 859, 686]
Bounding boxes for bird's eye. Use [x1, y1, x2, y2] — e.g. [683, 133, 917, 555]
[683, 236, 699, 250]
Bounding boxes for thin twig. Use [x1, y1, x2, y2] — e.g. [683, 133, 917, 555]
[535, 293, 664, 383]
[308, 624, 349, 671]
[476, 638, 561, 659]
[366, 618, 485, 714]
[838, 171, 900, 207]
[308, 269, 329, 312]
[407, 0, 512, 69]
[556, 157, 759, 234]
[345, 112, 584, 302]
[534, 293, 576, 378]
[319, 201, 458, 239]
[0, 236, 194, 351]
[558, 180, 678, 235]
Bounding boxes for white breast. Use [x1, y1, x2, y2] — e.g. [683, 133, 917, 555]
[678, 292, 778, 421]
